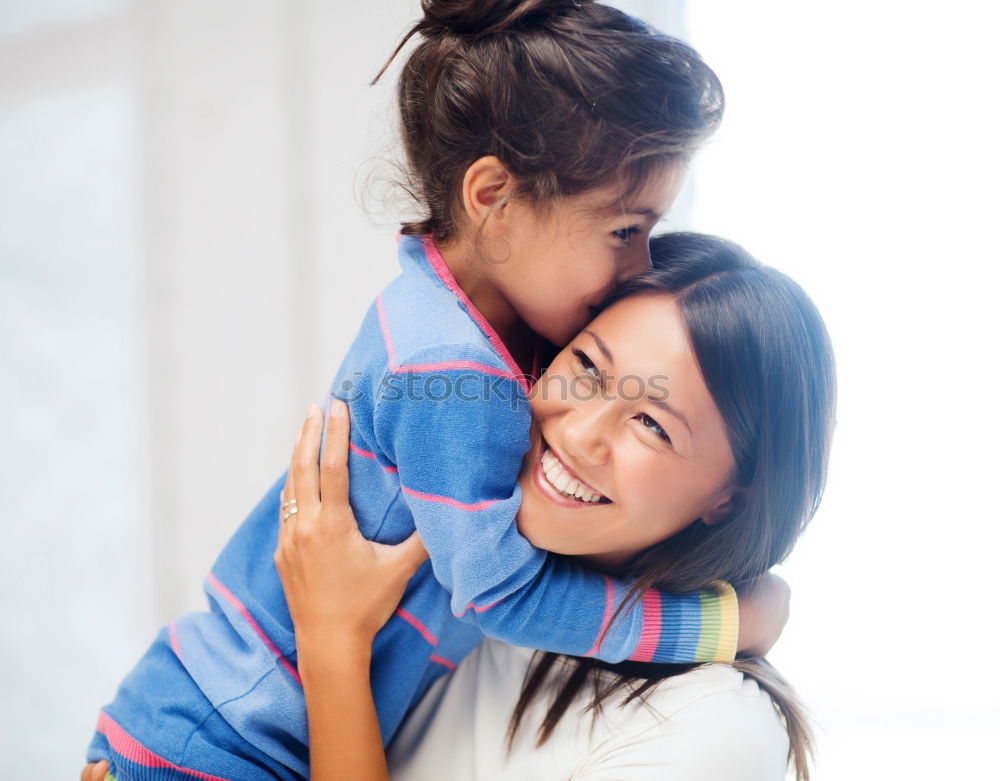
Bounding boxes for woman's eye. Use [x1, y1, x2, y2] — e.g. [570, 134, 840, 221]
[612, 226, 640, 244]
[634, 413, 671, 443]
[573, 348, 601, 380]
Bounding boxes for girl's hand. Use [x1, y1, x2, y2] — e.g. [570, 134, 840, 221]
[274, 400, 428, 655]
[736, 572, 791, 657]
[79, 760, 110, 781]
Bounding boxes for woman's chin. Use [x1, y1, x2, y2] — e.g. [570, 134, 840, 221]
[517, 481, 596, 556]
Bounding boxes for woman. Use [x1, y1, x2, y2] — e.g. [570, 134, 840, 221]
[280, 233, 833, 780]
[83, 233, 833, 780]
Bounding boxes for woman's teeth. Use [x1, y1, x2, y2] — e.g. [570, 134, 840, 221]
[541, 449, 604, 503]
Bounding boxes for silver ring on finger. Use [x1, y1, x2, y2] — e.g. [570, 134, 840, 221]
[281, 499, 297, 511]
[281, 506, 299, 522]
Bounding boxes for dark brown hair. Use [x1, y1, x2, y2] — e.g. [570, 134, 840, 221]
[508, 234, 837, 781]
[376, 0, 724, 240]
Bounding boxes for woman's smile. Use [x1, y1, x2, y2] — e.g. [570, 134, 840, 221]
[532, 435, 611, 507]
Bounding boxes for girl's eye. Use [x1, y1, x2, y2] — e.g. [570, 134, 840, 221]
[573, 348, 601, 380]
[634, 413, 671, 443]
[612, 226, 640, 244]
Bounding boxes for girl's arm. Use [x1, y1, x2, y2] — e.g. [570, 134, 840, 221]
[372, 364, 745, 664]
[274, 402, 427, 781]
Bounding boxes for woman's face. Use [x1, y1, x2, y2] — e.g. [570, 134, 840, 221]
[517, 294, 737, 571]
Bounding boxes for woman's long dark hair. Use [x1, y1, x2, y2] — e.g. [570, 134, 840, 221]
[508, 233, 837, 781]
[376, 0, 724, 240]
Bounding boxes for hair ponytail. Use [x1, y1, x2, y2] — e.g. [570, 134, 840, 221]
[374, 0, 584, 83]
[420, 0, 586, 36]
[373, 2, 724, 239]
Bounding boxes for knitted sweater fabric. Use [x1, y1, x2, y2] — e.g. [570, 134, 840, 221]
[87, 236, 739, 781]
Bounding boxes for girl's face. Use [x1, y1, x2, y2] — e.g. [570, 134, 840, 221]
[490, 167, 684, 347]
[517, 294, 737, 571]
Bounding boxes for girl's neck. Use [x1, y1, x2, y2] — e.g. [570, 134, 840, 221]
[437, 239, 536, 374]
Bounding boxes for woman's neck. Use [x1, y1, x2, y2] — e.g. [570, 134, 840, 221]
[437, 239, 536, 374]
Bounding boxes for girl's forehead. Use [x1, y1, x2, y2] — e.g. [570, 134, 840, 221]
[573, 166, 685, 218]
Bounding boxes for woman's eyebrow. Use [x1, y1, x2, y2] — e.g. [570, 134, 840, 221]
[583, 329, 614, 364]
[647, 395, 692, 437]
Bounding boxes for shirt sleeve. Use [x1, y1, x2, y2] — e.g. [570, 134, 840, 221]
[372, 360, 738, 664]
[573, 677, 791, 781]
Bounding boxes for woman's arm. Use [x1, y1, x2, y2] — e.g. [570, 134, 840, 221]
[274, 401, 427, 781]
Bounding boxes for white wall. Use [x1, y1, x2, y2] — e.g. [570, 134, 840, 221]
[684, 2, 1000, 778]
[0, 0, 417, 774]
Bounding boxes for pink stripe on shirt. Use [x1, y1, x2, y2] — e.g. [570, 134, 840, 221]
[349, 440, 399, 474]
[422, 237, 529, 395]
[429, 653, 456, 670]
[396, 359, 516, 379]
[400, 484, 501, 513]
[97, 711, 236, 781]
[453, 596, 506, 618]
[376, 293, 398, 370]
[630, 590, 663, 663]
[206, 573, 301, 685]
[395, 607, 438, 646]
[378, 288, 521, 385]
[168, 620, 182, 662]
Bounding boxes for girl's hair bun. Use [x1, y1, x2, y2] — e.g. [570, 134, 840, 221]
[420, 0, 586, 36]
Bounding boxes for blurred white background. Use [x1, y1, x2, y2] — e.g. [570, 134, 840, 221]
[1, 0, 997, 777]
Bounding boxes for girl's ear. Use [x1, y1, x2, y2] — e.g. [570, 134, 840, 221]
[460, 155, 515, 233]
[701, 488, 743, 527]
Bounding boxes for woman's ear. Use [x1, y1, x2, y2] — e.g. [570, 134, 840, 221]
[701, 488, 743, 527]
[459, 155, 514, 234]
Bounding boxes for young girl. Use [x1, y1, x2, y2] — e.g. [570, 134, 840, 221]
[276, 232, 834, 780]
[87, 4, 781, 779]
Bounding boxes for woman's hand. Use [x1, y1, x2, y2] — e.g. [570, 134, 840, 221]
[276, 400, 425, 781]
[274, 400, 428, 655]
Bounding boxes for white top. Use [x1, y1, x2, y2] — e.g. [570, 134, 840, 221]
[387, 638, 790, 780]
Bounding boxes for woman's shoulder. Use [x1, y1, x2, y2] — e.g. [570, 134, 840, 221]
[494, 640, 791, 780]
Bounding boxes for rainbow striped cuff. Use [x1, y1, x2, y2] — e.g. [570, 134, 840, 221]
[629, 580, 739, 664]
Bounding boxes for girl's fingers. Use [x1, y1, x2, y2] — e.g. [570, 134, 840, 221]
[291, 405, 323, 517]
[81, 760, 108, 781]
[320, 400, 351, 506]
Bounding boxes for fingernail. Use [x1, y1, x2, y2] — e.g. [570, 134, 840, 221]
[307, 404, 321, 419]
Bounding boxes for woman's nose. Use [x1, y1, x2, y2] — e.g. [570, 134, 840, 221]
[561, 405, 611, 467]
